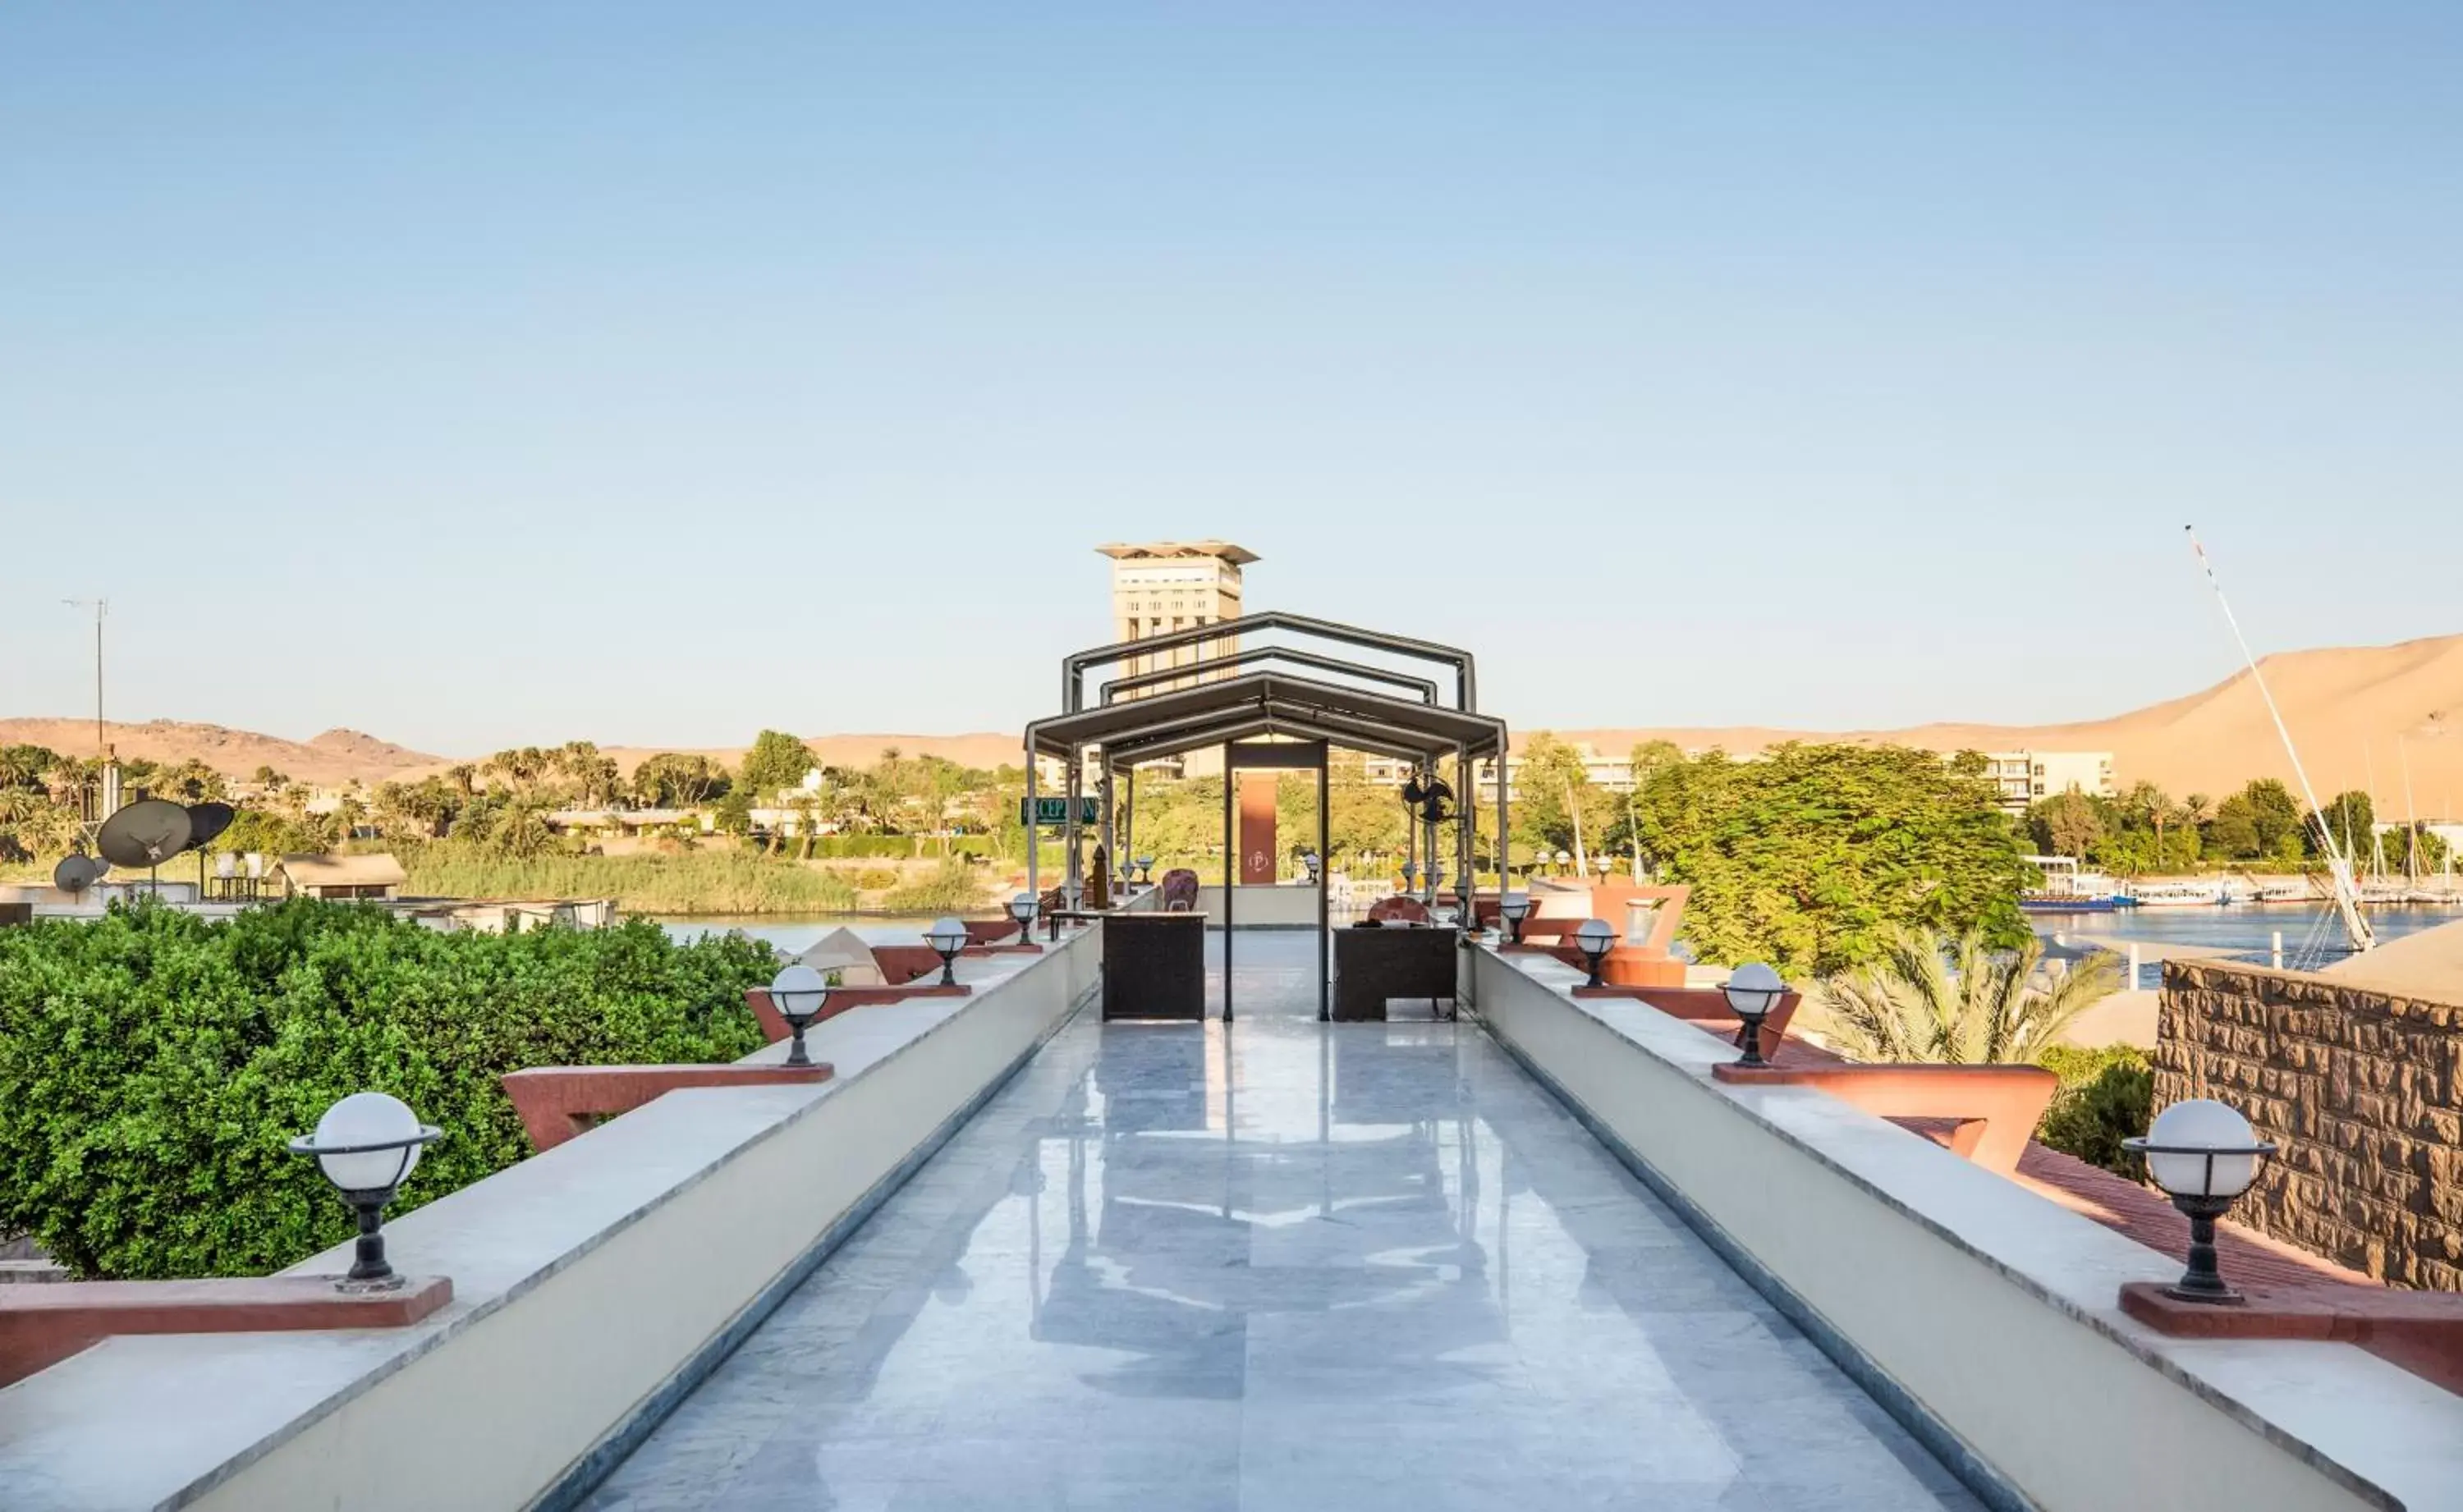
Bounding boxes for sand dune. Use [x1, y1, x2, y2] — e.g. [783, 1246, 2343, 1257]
[1562, 633, 2463, 811]
[9, 633, 2459, 809]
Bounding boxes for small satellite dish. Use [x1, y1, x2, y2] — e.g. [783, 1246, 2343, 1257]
[98, 799, 194, 869]
[53, 855, 101, 896]
[184, 801, 236, 851]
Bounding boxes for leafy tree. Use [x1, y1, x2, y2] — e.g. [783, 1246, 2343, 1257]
[738, 730, 815, 799]
[1634, 743, 2032, 976]
[1517, 732, 1609, 874]
[1816, 924, 2120, 1065]
[2029, 789, 2104, 860]
[633, 753, 732, 809]
[480, 745, 555, 797]
[2205, 795, 2262, 859]
[2318, 790, 2375, 863]
[157, 758, 229, 804]
[713, 787, 755, 839]
[0, 744, 60, 791]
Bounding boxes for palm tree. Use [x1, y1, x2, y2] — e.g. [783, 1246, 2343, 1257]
[1816, 924, 2121, 1065]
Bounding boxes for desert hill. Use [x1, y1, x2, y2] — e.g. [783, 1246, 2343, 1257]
[8, 633, 2460, 809]
[0, 720, 443, 788]
[1560, 632, 2463, 810]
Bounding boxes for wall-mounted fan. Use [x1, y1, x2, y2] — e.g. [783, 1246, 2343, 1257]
[1398, 773, 1456, 826]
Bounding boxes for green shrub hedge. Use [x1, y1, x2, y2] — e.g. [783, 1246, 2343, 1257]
[2034, 1043, 2153, 1181]
[0, 900, 773, 1280]
[802, 836, 994, 859]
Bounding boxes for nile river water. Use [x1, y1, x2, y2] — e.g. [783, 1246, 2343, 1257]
[2038, 902, 2463, 976]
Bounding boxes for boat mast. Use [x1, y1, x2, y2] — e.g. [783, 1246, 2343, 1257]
[2186, 528, 2374, 953]
[2400, 739, 2420, 887]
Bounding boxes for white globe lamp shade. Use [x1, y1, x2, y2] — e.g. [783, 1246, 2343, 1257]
[1574, 919, 1615, 954]
[2144, 1099, 2264, 1199]
[1008, 891, 1039, 923]
[313, 1092, 426, 1193]
[1500, 891, 1531, 921]
[926, 916, 969, 954]
[770, 963, 828, 1019]
[1722, 962, 1784, 1019]
[1555, 850, 1571, 866]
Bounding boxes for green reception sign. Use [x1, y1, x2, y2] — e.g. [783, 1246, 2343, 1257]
[1021, 795, 1103, 826]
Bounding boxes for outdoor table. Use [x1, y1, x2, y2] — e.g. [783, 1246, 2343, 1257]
[1332, 925, 1458, 1021]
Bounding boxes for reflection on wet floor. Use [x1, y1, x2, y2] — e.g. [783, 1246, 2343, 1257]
[587, 932, 1979, 1511]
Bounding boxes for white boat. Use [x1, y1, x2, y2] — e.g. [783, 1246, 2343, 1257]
[2132, 880, 2231, 908]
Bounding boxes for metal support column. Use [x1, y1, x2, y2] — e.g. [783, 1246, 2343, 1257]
[1494, 745, 1510, 910]
[1063, 754, 1083, 906]
[1025, 753, 1039, 910]
[1098, 752, 1115, 896]
[1222, 745, 1235, 1023]
[1318, 755, 1331, 1022]
[1456, 742, 1475, 928]
[1123, 765, 1136, 881]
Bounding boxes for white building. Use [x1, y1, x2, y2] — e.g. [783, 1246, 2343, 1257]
[1984, 751, 2115, 813]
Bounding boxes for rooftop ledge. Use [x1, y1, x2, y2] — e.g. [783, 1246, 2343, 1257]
[1475, 945, 2463, 1512]
[0, 926, 1103, 1512]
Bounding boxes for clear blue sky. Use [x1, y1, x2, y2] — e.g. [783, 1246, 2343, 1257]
[5, 3, 2458, 756]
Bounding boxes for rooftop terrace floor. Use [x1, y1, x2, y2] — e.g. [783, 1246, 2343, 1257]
[586, 931, 1978, 1510]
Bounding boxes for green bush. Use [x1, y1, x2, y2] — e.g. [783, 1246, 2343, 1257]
[853, 867, 901, 891]
[399, 847, 857, 914]
[2034, 1044, 2153, 1181]
[880, 859, 987, 914]
[802, 836, 995, 860]
[0, 899, 773, 1279]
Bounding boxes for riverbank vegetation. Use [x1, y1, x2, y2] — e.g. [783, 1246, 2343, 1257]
[2027, 776, 2451, 876]
[0, 900, 773, 1279]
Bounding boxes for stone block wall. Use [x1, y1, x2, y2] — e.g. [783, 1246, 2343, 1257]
[2157, 959, 2463, 1290]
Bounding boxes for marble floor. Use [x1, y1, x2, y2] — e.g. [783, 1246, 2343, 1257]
[586, 932, 1981, 1510]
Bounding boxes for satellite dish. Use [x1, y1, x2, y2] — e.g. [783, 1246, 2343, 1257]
[184, 802, 236, 851]
[98, 799, 194, 869]
[53, 855, 101, 896]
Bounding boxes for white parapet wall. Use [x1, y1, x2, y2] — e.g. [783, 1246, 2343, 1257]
[0, 924, 1105, 1512]
[1473, 946, 2463, 1512]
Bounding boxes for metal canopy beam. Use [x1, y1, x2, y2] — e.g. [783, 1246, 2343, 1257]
[1030, 670, 1502, 763]
[1064, 611, 1477, 713]
[1101, 644, 1440, 706]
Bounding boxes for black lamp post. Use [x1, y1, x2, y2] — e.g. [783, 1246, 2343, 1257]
[1573, 918, 1615, 988]
[1007, 891, 1039, 945]
[1499, 891, 1532, 944]
[287, 1092, 442, 1289]
[1721, 962, 1785, 1067]
[769, 964, 829, 1067]
[925, 916, 969, 987]
[2125, 1099, 2278, 1304]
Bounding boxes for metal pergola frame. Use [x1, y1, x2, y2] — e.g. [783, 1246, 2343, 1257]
[1025, 615, 1510, 1022]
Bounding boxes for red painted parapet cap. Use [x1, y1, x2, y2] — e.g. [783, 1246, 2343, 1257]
[0, 1274, 452, 1389]
[1571, 985, 1805, 1060]
[501, 1062, 834, 1152]
[743, 983, 969, 1042]
[2121, 1281, 2463, 1398]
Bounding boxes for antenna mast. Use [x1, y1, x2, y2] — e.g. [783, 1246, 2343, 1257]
[62, 598, 108, 758]
[2185, 529, 2372, 953]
